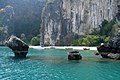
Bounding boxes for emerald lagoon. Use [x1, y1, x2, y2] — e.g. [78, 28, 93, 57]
[0, 46, 120, 80]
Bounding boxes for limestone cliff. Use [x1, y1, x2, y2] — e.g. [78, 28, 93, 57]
[41, 0, 120, 46]
[0, 0, 46, 45]
[0, 5, 15, 45]
[117, 1, 120, 25]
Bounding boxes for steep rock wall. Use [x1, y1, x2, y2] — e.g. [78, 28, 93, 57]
[117, 1, 120, 25]
[0, 5, 15, 45]
[41, 0, 119, 46]
[0, 0, 46, 45]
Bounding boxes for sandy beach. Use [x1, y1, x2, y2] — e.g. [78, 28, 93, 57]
[29, 46, 97, 50]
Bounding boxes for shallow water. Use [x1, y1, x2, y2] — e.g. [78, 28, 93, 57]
[0, 47, 120, 80]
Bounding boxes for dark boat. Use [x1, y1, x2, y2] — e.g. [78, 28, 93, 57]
[83, 48, 90, 50]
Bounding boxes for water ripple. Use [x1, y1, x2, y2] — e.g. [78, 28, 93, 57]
[0, 47, 120, 80]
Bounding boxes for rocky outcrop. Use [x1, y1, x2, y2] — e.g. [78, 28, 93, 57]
[97, 32, 120, 60]
[6, 35, 29, 58]
[41, 0, 119, 46]
[68, 50, 82, 60]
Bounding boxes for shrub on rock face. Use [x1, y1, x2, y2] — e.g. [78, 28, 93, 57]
[30, 35, 40, 46]
[6, 35, 29, 58]
[72, 35, 100, 46]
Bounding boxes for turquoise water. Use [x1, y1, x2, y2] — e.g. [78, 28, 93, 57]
[0, 47, 120, 80]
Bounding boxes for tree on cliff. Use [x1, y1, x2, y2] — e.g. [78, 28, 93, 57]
[72, 19, 118, 46]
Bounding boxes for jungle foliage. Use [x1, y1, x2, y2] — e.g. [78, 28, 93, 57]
[72, 19, 118, 46]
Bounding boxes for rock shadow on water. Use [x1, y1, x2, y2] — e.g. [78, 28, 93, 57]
[7, 56, 28, 62]
[7, 55, 120, 64]
[28, 56, 67, 63]
[7, 55, 81, 64]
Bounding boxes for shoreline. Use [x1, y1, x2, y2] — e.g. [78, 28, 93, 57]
[29, 46, 97, 50]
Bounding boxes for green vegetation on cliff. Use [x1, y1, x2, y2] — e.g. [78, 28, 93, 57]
[30, 34, 40, 46]
[72, 19, 118, 46]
